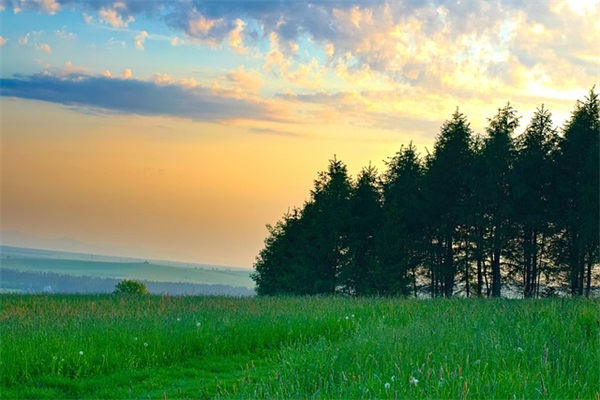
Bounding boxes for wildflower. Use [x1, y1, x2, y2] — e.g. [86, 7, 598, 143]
[516, 347, 524, 352]
[391, 375, 396, 382]
[134, 337, 138, 341]
[351, 314, 355, 318]
[384, 382, 391, 389]
[52, 356, 58, 360]
[177, 318, 181, 322]
[409, 376, 419, 386]
[196, 322, 201, 327]
[345, 316, 349, 320]
[79, 351, 84, 356]
[143, 342, 148, 347]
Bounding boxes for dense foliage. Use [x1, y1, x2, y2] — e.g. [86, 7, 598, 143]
[113, 279, 148, 295]
[252, 89, 600, 297]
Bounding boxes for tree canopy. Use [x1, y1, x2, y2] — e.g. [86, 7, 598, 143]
[251, 89, 600, 298]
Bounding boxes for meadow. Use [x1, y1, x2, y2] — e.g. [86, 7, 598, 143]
[1, 295, 598, 399]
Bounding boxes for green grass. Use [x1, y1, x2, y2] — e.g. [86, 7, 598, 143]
[1, 258, 254, 288]
[1, 295, 598, 399]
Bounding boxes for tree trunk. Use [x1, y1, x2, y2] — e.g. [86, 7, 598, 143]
[585, 251, 593, 297]
[476, 226, 484, 297]
[444, 233, 455, 297]
[491, 227, 502, 297]
[523, 227, 532, 298]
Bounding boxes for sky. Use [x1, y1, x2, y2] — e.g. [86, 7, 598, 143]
[0, 0, 598, 268]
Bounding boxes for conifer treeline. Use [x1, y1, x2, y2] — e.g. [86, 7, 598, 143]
[251, 89, 599, 298]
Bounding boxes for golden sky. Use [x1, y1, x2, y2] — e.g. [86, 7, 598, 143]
[0, 0, 598, 266]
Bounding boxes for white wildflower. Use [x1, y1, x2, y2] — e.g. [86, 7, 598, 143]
[79, 351, 83, 356]
[143, 342, 148, 347]
[196, 322, 201, 327]
[391, 375, 396, 382]
[410, 376, 419, 386]
[517, 347, 524, 352]
[177, 317, 181, 322]
[384, 382, 391, 389]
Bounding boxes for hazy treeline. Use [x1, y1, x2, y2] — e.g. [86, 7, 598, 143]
[252, 89, 599, 298]
[0, 269, 255, 296]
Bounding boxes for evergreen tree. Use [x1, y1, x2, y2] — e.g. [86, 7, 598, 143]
[375, 144, 425, 296]
[423, 110, 474, 297]
[306, 156, 353, 294]
[513, 105, 559, 297]
[342, 164, 382, 295]
[480, 103, 519, 297]
[557, 87, 600, 296]
[251, 208, 308, 295]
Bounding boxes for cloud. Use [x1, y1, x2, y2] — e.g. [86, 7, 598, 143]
[0, 36, 7, 47]
[4, 0, 596, 102]
[229, 18, 246, 53]
[134, 30, 148, 50]
[0, 72, 285, 123]
[18, 33, 30, 46]
[122, 68, 132, 79]
[98, 5, 134, 28]
[35, 43, 51, 53]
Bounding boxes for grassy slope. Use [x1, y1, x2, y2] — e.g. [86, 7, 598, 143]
[0, 258, 254, 288]
[1, 295, 598, 399]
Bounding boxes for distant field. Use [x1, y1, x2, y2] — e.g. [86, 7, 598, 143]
[1, 295, 598, 399]
[1, 258, 254, 288]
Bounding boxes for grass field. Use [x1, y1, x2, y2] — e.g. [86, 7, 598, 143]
[1, 295, 598, 399]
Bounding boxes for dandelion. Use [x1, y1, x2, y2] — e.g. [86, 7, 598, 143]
[345, 316, 349, 320]
[391, 375, 396, 382]
[79, 351, 84, 356]
[409, 376, 419, 386]
[134, 337, 138, 341]
[384, 382, 391, 389]
[196, 322, 201, 327]
[177, 317, 181, 322]
[52, 356, 58, 360]
[351, 314, 355, 318]
[143, 342, 148, 347]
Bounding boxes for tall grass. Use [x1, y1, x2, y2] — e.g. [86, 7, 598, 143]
[1, 295, 598, 399]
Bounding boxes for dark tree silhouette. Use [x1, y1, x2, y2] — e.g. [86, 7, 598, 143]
[252, 89, 599, 298]
[557, 88, 600, 296]
[423, 110, 474, 297]
[480, 103, 519, 297]
[512, 105, 559, 297]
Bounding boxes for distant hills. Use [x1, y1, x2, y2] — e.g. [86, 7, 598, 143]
[0, 246, 255, 296]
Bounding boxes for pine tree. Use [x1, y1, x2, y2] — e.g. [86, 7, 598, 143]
[480, 103, 519, 297]
[306, 156, 353, 294]
[557, 87, 600, 296]
[342, 164, 382, 295]
[423, 111, 474, 297]
[513, 105, 559, 297]
[374, 143, 425, 296]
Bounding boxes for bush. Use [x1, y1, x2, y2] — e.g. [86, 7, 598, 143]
[114, 279, 148, 295]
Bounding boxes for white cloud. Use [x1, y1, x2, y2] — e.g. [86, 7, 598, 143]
[35, 43, 51, 53]
[0, 37, 7, 47]
[134, 31, 148, 50]
[99, 7, 134, 28]
[122, 69, 132, 79]
[229, 19, 246, 54]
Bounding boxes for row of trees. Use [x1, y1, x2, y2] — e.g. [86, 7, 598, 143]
[252, 89, 599, 298]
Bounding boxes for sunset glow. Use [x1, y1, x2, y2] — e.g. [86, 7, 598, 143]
[1, 0, 598, 267]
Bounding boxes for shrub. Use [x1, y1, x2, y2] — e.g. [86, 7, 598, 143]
[113, 279, 148, 295]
